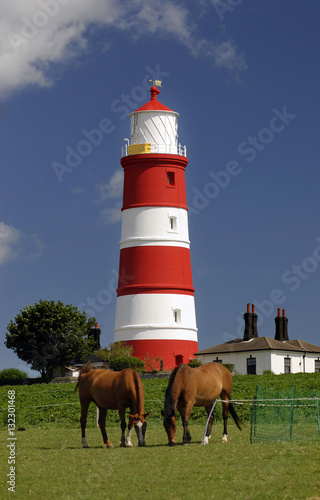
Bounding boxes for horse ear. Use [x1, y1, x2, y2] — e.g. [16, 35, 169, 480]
[144, 411, 151, 418]
[129, 413, 138, 420]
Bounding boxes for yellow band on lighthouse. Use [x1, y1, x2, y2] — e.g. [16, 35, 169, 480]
[128, 143, 151, 155]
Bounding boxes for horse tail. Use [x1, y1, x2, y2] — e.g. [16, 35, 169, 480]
[74, 363, 93, 393]
[131, 369, 144, 413]
[229, 402, 242, 430]
[163, 365, 182, 418]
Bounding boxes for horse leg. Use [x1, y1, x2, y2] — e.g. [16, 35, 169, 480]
[179, 402, 193, 445]
[221, 398, 229, 443]
[204, 404, 214, 445]
[125, 420, 134, 448]
[98, 407, 114, 448]
[118, 408, 127, 447]
[80, 397, 91, 448]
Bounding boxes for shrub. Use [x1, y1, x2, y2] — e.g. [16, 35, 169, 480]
[109, 356, 145, 372]
[188, 359, 202, 368]
[222, 363, 235, 374]
[0, 368, 28, 380]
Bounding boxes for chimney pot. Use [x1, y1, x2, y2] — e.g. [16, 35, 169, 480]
[282, 309, 285, 318]
[252, 304, 255, 314]
[277, 308, 281, 317]
[247, 303, 250, 313]
[95, 322, 98, 329]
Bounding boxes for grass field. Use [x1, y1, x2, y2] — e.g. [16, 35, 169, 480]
[1, 373, 319, 499]
[1, 422, 320, 500]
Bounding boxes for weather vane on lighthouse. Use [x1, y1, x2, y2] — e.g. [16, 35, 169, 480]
[149, 79, 162, 87]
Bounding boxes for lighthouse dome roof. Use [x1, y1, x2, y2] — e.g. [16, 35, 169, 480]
[130, 86, 179, 116]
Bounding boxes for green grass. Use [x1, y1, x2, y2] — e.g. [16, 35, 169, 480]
[1, 373, 319, 499]
[1, 423, 320, 500]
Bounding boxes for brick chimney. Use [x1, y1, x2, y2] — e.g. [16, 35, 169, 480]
[243, 303, 258, 340]
[274, 308, 289, 341]
[89, 322, 101, 350]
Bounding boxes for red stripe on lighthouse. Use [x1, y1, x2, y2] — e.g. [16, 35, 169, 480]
[121, 154, 188, 210]
[117, 245, 194, 296]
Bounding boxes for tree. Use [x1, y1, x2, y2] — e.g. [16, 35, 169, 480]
[5, 300, 96, 379]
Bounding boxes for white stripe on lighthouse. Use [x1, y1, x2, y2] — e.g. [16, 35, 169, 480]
[120, 206, 190, 249]
[114, 293, 197, 342]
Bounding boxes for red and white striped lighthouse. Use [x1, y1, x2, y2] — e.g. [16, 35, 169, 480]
[114, 83, 198, 370]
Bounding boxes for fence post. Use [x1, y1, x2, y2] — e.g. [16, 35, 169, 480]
[289, 386, 295, 440]
[316, 393, 320, 438]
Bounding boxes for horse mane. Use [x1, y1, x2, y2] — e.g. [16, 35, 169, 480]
[163, 365, 182, 419]
[74, 363, 93, 393]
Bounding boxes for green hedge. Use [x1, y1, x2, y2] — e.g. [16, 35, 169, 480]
[109, 356, 145, 372]
[0, 372, 319, 428]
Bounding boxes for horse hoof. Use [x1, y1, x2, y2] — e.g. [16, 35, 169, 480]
[221, 434, 228, 443]
[81, 438, 89, 448]
[126, 442, 134, 448]
[106, 443, 114, 448]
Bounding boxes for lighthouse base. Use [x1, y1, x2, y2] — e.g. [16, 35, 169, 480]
[122, 339, 199, 371]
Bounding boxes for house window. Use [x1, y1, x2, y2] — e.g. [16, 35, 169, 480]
[284, 357, 291, 374]
[247, 356, 256, 375]
[173, 309, 181, 324]
[168, 216, 177, 232]
[315, 359, 320, 373]
[167, 171, 175, 186]
[214, 357, 222, 364]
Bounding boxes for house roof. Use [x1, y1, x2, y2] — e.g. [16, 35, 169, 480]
[195, 337, 320, 356]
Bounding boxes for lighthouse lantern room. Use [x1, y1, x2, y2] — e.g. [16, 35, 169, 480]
[114, 83, 198, 370]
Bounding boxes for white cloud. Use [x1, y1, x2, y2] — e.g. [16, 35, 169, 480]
[97, 170, 124, 201]
[0, 222, 44, 264]
[0, 0, 246, 99]
[96, 170, 123, 224]
[0, 222, 21, 264]
[100, 203, 122, 224]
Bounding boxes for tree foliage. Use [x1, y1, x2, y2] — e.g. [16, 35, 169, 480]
[5, 300, 95, 379]
[94, 342, 133, 362]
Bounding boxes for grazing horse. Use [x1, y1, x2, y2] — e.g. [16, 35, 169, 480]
[75, 365, 150, 448]
[162, 363, 241, 445]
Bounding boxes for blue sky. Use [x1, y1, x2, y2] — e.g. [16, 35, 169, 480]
[1, 0, 320, 376]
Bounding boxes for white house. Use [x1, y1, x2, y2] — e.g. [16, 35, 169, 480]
[195, 304, 320, 375]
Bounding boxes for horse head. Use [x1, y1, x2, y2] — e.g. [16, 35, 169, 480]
[161, 410, 177, 446]
[129, 411, 151, 446]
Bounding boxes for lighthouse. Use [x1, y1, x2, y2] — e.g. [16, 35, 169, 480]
[114, 83, 198, 370]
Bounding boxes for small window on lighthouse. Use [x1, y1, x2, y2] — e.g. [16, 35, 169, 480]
[168, 216, 177, 232]
[174, 309, 181, 324]
[167, 171, 175, 186]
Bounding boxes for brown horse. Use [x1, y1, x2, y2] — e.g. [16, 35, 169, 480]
[162, 363, 241, 445]
[75, 365, 150, 448]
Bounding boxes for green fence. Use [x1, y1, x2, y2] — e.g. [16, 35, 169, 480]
[250, 385, 320, 443]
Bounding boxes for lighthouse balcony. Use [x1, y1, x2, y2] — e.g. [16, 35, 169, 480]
[121, 142, 187, 157]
